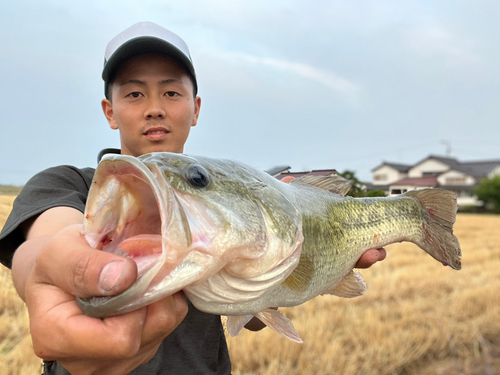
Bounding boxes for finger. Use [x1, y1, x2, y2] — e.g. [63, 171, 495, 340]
[67, 307, 148, 359]
[30, 301, 148, 361]
[34, 224, 137, 297]
[141, 292, 188, 346]
[355, 248, 386, 268]
[377, 247, 387, 261]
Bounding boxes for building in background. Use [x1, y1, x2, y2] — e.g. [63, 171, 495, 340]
[367, 155, 500, 206]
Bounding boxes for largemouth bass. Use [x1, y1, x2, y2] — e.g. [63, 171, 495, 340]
[77, 152, 461, 343]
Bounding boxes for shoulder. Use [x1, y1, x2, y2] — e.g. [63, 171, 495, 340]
[17, 165, 97, 213]
[26, 165, 95, 190]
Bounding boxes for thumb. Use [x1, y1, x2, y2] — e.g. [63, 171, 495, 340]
[34, 224, 138, 298]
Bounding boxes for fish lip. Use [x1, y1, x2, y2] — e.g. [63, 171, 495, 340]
[78, 249, 215, 318]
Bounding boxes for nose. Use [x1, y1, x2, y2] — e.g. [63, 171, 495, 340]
[145, 96, 166, 119]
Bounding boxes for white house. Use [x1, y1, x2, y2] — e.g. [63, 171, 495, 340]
[372, 162, 410, 185]
[368, 155, 500, 207]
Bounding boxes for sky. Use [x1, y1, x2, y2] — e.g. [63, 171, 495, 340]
[1, 0, 499, 185]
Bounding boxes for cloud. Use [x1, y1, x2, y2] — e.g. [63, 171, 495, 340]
[218, 51, 361, 95]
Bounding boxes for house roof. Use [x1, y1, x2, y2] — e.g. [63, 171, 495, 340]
[306, 169, 338, 176]
[265, 165, 291, 177]
[391, 176, 439, 187]
[276, 172, 311, 179]
[411, 155, 461, 171]
[372, 162, 411, 172]
[456, 160, 500, 178]
[372, 161, 412, 172]
[407, 155, 500, 179]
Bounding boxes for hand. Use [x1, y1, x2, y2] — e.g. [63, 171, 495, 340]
[24, 224, 188, 374]
[354, 247, 386, 268]
[280, 175, 387, 269]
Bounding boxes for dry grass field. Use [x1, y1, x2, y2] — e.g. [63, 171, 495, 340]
[0, 194, 499, 374]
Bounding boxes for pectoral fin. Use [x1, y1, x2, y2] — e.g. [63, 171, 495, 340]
[322, 270, 367, 298]
[254, 308, 303, 343]
[282, 253, 314, 292]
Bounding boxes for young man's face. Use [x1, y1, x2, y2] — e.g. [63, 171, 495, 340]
[102, 52, 201, 157]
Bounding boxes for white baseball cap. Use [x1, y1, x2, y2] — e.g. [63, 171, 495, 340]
[103, 22, 197, 97]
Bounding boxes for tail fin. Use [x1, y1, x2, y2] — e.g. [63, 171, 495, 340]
[405, 189, 462, 270]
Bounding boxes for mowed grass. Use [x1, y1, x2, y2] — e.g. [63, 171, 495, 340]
[0, 195, 40, 374]
[0, 194, 499, 374]
[0, 186, 23, 196]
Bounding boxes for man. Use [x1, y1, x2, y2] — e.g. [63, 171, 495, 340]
[0, 22, 386, 374]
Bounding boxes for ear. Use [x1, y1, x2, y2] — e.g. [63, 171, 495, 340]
[191, 96, 202, 127]
[101, 99, 118, 130]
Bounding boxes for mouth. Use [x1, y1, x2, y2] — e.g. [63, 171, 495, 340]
[78, 154, 214, 318]
[144, 127, 170, 141]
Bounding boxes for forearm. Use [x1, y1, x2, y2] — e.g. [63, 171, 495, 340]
[11, 236, 51, 301]
[12, 207, 86, 302]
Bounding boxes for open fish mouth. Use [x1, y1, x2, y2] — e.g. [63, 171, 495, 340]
[77, 154, 216, 318]
[77, 153, 304, 320]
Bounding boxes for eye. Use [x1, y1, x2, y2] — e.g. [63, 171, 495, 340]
[166, 91, 179, 97]
[186, 165, 210, 188]
[127, 92, 143, 98]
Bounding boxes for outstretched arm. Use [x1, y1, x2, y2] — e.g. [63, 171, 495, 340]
[12, 207, 187, 374]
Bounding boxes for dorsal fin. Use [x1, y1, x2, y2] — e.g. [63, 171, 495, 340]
[291, 175, 352, 196]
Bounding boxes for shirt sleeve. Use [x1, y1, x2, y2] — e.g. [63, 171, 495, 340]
[0, 165, 95, 268]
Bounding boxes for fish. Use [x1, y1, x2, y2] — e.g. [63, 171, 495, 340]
[77, 152, 461, 343]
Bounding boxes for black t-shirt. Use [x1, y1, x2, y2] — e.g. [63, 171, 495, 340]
[0, 165, 231, 375]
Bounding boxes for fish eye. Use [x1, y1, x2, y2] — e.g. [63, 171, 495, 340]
[186, 165, 210, 188]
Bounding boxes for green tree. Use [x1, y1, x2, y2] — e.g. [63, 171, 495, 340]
[339, 170, 387, 198]
[339, 170, 365, 197]
[473, 176, 500, 213]
[365, 189, 387, 197]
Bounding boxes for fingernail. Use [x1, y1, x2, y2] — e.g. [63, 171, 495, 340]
[99, 261, 125, 292]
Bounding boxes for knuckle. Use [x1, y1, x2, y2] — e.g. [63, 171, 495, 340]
[71, 254, 93, 294]
[113, 336, 141, 358]
[155, 300, 186, 334]
[109, 327, 142, 358]
[32, 244, 53, 279]
[155, 311, 177, 334]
